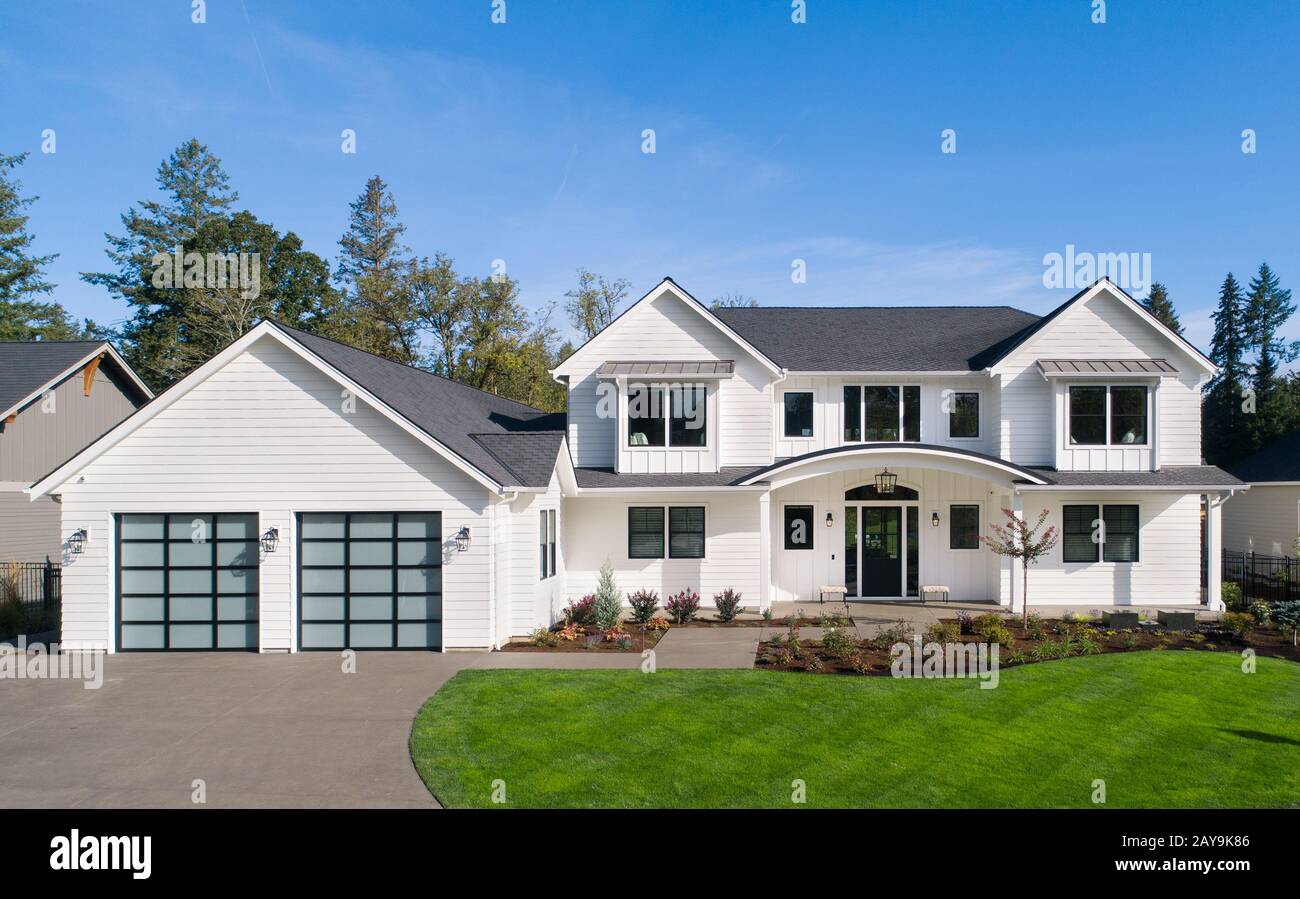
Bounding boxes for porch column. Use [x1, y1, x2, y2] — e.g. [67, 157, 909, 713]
[758, 490, 772, 612]
[1206, 493, 1225, 612]
[1010, 491, 1026, 615]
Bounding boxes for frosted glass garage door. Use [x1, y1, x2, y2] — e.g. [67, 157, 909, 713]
[117, 513, 259, 651]
[297, 512, 442, 650]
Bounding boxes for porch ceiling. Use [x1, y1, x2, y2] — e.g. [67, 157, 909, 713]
[735, 443, 1050, 490]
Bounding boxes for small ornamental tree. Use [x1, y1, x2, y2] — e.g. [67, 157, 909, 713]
[980, 508, 1059, 626]
[593, 560, 623, 630]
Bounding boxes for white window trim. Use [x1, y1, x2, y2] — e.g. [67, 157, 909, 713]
[622, 382, 711, 453]
[624, 502, 709, 561]
[947, 502, 982, 551]
[781, 389, 817, 441]
[1066, 384, 1152, 450]
[1059, 501, 1142, 566]
[943, 389, 982, 442]
[843, 383, 922, 444]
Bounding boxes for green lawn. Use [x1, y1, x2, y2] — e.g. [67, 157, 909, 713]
[409, 652, 1300, 808]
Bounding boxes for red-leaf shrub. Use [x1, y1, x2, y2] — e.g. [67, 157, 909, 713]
[665, 588, 701, 624]
[564, 594, 597, 626]
[712, 588, 744, 622]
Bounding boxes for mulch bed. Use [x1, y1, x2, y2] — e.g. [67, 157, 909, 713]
[756, 616, 1300, 676]
[500, 626, 667, 653]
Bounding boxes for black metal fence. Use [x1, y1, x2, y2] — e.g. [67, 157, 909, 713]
[1222, 550, 1300, 604]
[0, 560, 62, 637]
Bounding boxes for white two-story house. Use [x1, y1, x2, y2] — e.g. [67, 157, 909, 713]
[29, 277, 1242, 653]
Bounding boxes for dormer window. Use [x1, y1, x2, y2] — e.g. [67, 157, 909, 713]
[627, 383, 706, 448]
[1068, 385, 1148, 446]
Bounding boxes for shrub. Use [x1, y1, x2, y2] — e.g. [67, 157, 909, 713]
[1220, 582, 1243, 610]
[956, 611, 975, 635]
[1123, 634, 1139, 650]
[593, 561, 623, 630]
[1031, 641, 1056, 662]
[925, 620, 960, 643]
[665, 588, 701, 624]
[1188, 632, 1207, 645]
[1246, 600, 1272, 624]
[644, 615, 671, 632]
[1004, 648, 1028, 666]
[803, 654, 824, 673]
[563, 595, 597, 626]
[761, 607, 773, 621]
[713, 588, 744, 622]
[979, 623, 1013, 646]
[602, 625, 629, 642]
[849, 651, 872, 674]
[1025, 612, 1047, 641]
[627, 589, 660, 624]
[1274, 601, 1300, 645]
[555, 622, 584, 642]
[821, 626, 856, 659]
[870, 619, 911, 650]
[973, 612, 1005, 636]
[1077, 636, 1101, 655]
[1222, 611, 1255, 637]
[529, 627, 558, 647]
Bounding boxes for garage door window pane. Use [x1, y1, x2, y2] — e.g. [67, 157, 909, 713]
[301, 595, 345, 619]
[120, 624, 165, 649]
[349, 568, 392, 593]
[218, 596, 257, 621]
[397, 541, 438, 566]
[168, 541, 212, 566]
[348, 623, 393, 648]
[168, 624, 213, 649]
[398, 595, 439, 620]
[301, 541, 345, 566]
[349, 541, 393, 566]
[216, 515, 258, 539]
[217, 541, 258, 566]
[119, 542, 164, 566]
[121, 596, 164, 621]
[169, 596, 212, 621]
[301, 623, 344, 648]
[349, 514, 393, 538]
[168, 516, 212, 540]
[303, 568, 345, 593]
[301, 514, 345, 539]
[397, 513, 439, 539]
[218, 623, 258, 649]
[398, 567, 440, 593]
[217, 568, 255, 595]
[169, 569, 213, 594]
[350, 595, 393, 619]
[121, 569, 164, 595]
[398, 622, 440, 648]
[120, 515, 164, 540]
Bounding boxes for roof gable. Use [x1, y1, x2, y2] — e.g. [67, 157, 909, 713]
[0, 340, 152, 419]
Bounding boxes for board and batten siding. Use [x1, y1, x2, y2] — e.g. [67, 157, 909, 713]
[997, 291, 1204, 470]
[563, 490, 762, 608]
[0, 488, 61, 562]
[1222, 485, 1299, 556]
[564, 291, 772, 471]
[53, 336, 495, 652]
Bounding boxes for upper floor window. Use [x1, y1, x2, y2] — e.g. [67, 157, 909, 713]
[783, 391, 814, 438]
[1068, 385, 1147, 446]
[844, 385, 920, 442]
[948, 392, 979, 439]
[628, 384, 706, 448]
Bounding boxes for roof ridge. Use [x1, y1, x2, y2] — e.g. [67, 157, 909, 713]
[714, 305, 1037, 312]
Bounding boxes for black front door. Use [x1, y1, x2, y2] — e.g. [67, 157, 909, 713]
[860, 507, 902, 597]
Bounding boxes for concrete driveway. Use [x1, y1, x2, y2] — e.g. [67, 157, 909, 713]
[0, 651, 484, 809]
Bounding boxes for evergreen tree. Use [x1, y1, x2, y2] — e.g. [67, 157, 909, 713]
[1204, 273, 1251, 464]
[82, 139, 240, 385]
[1140, 282, 1182, 335]
[332, 176, 417, 363]
[1244, 263, 1298, 451]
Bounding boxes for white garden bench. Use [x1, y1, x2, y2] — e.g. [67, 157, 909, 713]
[818, 585, 848, 604]
[919, 585, 950, 604]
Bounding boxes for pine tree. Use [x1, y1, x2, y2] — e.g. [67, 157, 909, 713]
[332, 176, 417, 363]
[1204, 273, 1250, 464]
[1244, 263, 1297, 451]
[1140, 282, 1182, 335]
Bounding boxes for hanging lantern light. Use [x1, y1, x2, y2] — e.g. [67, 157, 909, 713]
[873, 469, 898, 495]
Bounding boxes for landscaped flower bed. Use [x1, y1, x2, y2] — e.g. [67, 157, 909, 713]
[756, 610, 1300, 676]
[501, 620, 668, 652]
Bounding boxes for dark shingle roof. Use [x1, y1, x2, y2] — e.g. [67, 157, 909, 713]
[271, 323, 565, 488]
[1225, 431, 1300, 483]
[0, 341, 112, 413]
[711, 306, 1041, 371]
[575, 467, 768, 488]
[1024, 466, 1244, 488]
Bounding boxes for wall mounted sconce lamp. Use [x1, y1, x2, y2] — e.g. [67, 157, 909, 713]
[455, 526, 471, 552]
[68, 528, 88, 554]
[825, 512, 833, 528]
[931, 511, 940, 528]
[260, 528, 280, 553]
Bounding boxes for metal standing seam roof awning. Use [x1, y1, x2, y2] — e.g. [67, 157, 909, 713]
[1037, 358, 1178, 377]
[597, 360, 735, 377]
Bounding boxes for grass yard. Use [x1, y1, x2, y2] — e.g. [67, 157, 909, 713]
[410, 652, 1300, 808]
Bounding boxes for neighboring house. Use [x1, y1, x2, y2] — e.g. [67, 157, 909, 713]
[1, 341, 152, 562]
[30, 277, 1244, 654]
[1223, 430, 1300, 557]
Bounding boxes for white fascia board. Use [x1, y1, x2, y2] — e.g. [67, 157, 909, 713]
[991, 281, 1216, 377]
[0, 343, 154, 421]
[574, 485, 770, 494]
[1015, 484, 1248, 493]
[551, 278, 783, 379]
[29, 323, 505, 498]
[785, 370, 986, 378]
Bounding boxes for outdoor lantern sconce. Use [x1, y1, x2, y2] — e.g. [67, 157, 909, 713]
[68, 528, 88, 555]
[259, 528, 280, 554]
[931, 511, 941, 528]
[825, 512, 833, 528]
[455, 526, 471, 552]
[873, 468, 898, 495]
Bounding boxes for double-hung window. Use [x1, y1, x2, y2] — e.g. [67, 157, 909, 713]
[628, 506, 705, 559]
[1068, 385, 1148, 446]
[843, 385, 920, 442]
[1062, 504, 1139, 563]
[628, 384, 707, 447]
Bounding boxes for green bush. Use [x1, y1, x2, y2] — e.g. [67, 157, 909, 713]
[979, 622, 1013, 646]
[1222, 611, 1255, 637]
[973, 612, 1005, 635]
[820, 626, 856, 659]
[712, 588, 744, 622]
[1246, 600, 1272, 624]
[1220, 582, 1243, 610]
[1025, 612, 1047, 641]
[925, 620, 960, 643]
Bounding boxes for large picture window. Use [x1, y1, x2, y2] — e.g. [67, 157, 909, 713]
[1068, 385, 1148, 446]
[670, 385, 707, 447]
[627, 384, 665, 447]
[298, 512, 442, 650]
[844, 384, 920, 442]
[628, 384, 707, 447]
[117, 512, 259, 651]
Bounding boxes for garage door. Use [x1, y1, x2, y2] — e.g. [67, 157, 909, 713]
[116, 513, 260, 651]
[297, 512, 443, 650]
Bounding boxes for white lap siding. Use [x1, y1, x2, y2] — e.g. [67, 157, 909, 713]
[507, 472, 565, 636]
[54, 336, 494, 652]
[563, 491, 762, 610]
[1018, 491, 1203, 605]
[1221, 485, 1299, 556]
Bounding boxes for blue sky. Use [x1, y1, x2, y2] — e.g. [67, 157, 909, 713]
[3, 0, 1298, 352]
